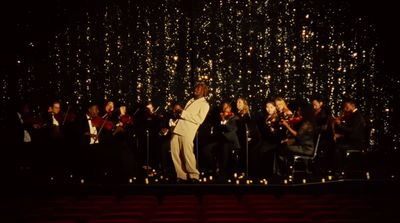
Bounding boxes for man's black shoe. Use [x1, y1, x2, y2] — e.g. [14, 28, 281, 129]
[176, 178, 188, 184]
[188, 178, 200, 184]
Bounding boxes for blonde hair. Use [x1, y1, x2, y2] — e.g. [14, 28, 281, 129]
[275, 97, 291, 114]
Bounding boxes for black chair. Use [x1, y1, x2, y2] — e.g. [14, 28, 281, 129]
[343, 126, 373, 176]
[290, 133, 321, 176]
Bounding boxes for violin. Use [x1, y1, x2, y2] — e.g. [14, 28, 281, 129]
[119, 114, 133, 127]
[278, 111, 293, 121]
[53, 112, 74, 122]
[288, 116, 303, 125]
[220, 111, 234, 121]
[52, 113, 63, 123]
[23, 114, 46, 129]
[91, 116, 114, 131]
[265, 114, 278, 133]
[330, 110, 352, 142]
[335, 110, 351, 123]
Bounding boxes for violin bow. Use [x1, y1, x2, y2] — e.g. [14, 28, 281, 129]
[133, 108, 140, 116]
[62, 105, 71, 126]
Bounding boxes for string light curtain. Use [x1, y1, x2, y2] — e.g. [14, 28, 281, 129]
[8, 0, 398, 147]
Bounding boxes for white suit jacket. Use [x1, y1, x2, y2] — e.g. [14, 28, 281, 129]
[173, 97, 210, 140]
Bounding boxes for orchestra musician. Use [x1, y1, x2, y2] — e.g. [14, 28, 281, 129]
[251, 101, 280, 178]
[311, 97, 332, 174]
[116, 105, 134, 130]
[43, 101, 67, 176]
[76, 102, 109, 181]
[312, 97, 330, 133]
[332, 99, 367, 177]
[274, 101, 316, 177]
[8, 102, 38, 176]
[201, 102, 240, 180]
[103, 101, 115, 119]
[235, 97, 261, 175]
[236, 97, 251, 147]
[275, 97, 294, 140]
[114, 104, 136, 181]
[97, 100, 117, 144]
[275, 97, 294, 121]
[6, 95, 373, 183]
[45, 101, 63, 139]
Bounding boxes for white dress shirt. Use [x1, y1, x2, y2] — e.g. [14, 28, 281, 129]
[87, 114, 98, 144]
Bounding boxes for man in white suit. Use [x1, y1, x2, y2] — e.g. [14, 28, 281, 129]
[171, 83, 210, 182]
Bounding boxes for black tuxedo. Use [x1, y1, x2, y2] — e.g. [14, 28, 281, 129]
[201, 114, 241, 177]
[336, 109, 367, 147]
[334, 109, 367, 174]
[75, 114, 107, 180]
[75, 114, 99, 146]
[220, 115, 241, 150]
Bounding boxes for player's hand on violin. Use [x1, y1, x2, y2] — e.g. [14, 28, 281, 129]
[280, 119, 289, 128]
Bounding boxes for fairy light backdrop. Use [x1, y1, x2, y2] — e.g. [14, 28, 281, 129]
[7, 0, 399, 149]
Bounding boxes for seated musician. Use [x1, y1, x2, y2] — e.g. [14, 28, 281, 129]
[333, 99, 367, 147]
[275, 97, 294, 121]
[274, 102, 316, 177]
[281, 102, 316, 156]
[332, 99, 367, 176]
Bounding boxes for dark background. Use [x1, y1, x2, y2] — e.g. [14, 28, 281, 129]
[1, 0, 399, 149]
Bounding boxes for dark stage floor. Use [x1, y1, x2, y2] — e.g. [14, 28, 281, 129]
[4, 149, 400, 222]
[4, 179, 400, 223]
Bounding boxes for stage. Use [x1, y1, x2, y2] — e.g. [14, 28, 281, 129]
[4, 177, 400, 223]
